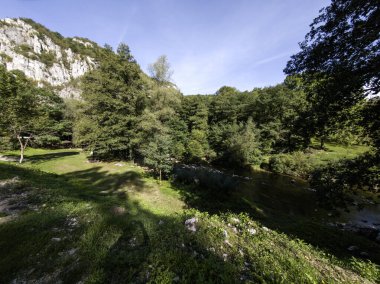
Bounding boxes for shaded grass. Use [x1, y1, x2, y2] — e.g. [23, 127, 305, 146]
[0, 148, 379, 283]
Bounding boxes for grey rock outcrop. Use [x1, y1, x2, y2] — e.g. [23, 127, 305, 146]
[0, 18, 96, 97]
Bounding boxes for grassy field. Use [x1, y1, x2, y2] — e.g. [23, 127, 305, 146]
[0, 148, 379, 283]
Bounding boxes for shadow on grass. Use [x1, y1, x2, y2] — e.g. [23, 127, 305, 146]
[171, 177, 380, 266]
[1, 151, 80, 163]
[0, 163, 241, 283]
[63, 167, 145, 195]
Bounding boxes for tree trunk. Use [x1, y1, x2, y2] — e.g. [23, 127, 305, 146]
[320, 136, 325, 149]
[17, 135, 30, 164]
[159, 169, 162, 184]
[19, 145, 25, 164]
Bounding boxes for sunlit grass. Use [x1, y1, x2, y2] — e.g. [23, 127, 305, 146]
[0, 147, 379, 283]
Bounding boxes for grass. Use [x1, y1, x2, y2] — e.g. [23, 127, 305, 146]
[308, 140, 370, 166]
[266, 141, 371, 178]
[0, 148, 379, 283]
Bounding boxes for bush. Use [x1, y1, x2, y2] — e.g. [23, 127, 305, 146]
[310, 152, 380, 207]
[268, 151, 314, 178]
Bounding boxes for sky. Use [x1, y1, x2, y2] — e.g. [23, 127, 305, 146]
[0, 0, 330, 95]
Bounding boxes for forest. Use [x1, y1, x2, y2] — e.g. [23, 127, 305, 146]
[0, 0, 379, 283]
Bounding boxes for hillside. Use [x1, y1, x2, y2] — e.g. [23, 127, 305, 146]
[0, 18, 101, 98]
[0, 149, 378, 283]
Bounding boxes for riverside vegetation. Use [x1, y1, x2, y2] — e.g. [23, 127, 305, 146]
[0, 0, 380, 283]
[0, 148, 379, 283]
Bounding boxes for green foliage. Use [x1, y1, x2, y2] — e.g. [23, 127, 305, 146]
[39, 50, 57, 68]
[0, 52, 12, 63]
[225, 119, 262, 167]
[148, 55, 173, 84]
[0, 66, 71, 160]
[140, 133, 173, 180]
[20, 18, 102, 60]
[74, 43, 144, 159]
[269, 152, 313, 178]
[285, 0, 380, 150]
[310, 152, 380, 206]
[361, 97, 380, 150]
[14, 44, 38, 60]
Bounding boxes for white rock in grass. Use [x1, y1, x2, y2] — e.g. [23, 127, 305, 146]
[223, 253, 228, 261]
[347, 245, 359, 252]
[230, 217, 240, 224]
[223, 229, 228, 239]
[51, 237, 61, 242]
[262, 226, 269, 232]
[248, 228, 257, 235]
[67, 248, 78, 256]
[185, 217, 198, 232]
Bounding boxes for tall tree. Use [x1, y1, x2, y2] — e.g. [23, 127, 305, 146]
[74, 43, 144, 159]
[148, 55, 173, 84]
[284, 0, 379, 148]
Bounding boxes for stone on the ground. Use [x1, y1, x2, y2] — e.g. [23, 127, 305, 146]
[222, 229, 228, 239]
[110, 206, 126, 216]
[230, 217, 240, 223]
[185, 217, 197, 232]
[222, 253, 228, 261]
[51, 237, 61, 242]
[347, 245, 359, 251]
[360, 251, 369, 257]
[248, 228, 257, 235]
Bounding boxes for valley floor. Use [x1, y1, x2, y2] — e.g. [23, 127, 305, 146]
[0, 148, 379, 283]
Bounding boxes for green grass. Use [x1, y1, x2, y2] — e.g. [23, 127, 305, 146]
[0, 148, 379, 283]
[266, 141, 371, 178]
[308, 140, 370, 166]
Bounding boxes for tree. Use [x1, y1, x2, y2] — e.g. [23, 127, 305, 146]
[285, 0, 379, 97]
[284, 0, 379, 148]
[140, 132, 173, 183]
[225, 119, 262, 167]
[148, 55, 173, 84]
[74, 43, 144, 159]
[0, 67, 65, 162]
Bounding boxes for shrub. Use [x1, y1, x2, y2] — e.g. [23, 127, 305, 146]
[39, 51, 57, 68]
[268, 151, 314, 178]
[310, 152, 380, 207]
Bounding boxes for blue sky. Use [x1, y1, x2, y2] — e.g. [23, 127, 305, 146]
[1, 0, 330, 94]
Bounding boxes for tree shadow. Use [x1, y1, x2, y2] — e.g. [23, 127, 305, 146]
[1, 151, 80, 164]
[0, 163, 244, 283]
[62, 166, 146, 197]
[171, 172, 380, 266]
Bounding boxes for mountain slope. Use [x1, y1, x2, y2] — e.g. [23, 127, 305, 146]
[0, 18, 100, 97]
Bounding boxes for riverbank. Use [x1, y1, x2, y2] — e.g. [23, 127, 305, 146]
[0, 148, 379, 283]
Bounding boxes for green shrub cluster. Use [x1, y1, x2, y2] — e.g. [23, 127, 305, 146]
[310, 152, 380, 206]
[268, 151, 314, 178]
[39, 50, 56, 68]
[20, 18, 102, 60]
[0, 52, 12, 63]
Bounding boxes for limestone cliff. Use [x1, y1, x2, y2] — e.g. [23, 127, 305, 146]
[0, 18, 98, 98]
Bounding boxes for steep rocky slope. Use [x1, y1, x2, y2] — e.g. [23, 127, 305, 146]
[0, 18, 99, 97]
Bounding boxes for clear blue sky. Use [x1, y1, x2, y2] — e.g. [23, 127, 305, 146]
[1, 0, 330, 94]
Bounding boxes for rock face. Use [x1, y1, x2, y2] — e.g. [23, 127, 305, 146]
[0, 18, 96, 97]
